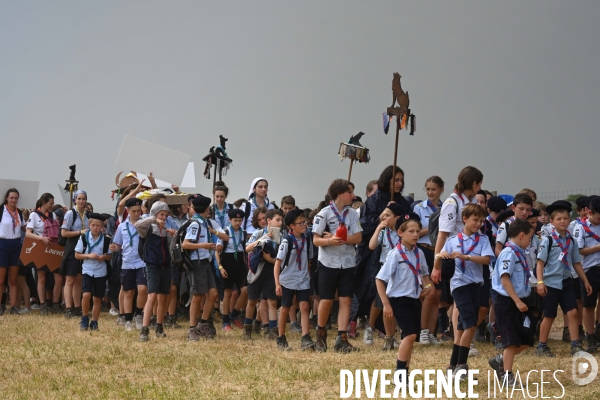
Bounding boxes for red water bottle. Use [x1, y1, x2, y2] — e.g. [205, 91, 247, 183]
[335, 223, 348, 242]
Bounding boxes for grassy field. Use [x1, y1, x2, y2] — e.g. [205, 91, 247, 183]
[0, 312, 598, 400]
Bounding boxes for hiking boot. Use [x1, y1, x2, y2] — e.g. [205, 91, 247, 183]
[40, 304, 49, 315]
[252, 321, 261, 334]
[562, 327, 569, 342]
[155, 324, 166, 338]
[429, 334, 442, 346]
[134, 314, 143, 330]
[0, 304, 5, 316]
[9, 307, 18, 315]
[488, 354, 504, 373]
[51, 304, 62, 314]
[334, 333, 359, 353]
[149, 315, 157, 329]
[363, 326, 374, 345]
[382, 336, 395, 351]
[348, 321, 359, 339]
[163, 314, 173, 328]
[198, 322, 214, 339]
[109, 308, 118, 316]
[139, 327, 149, 342]
[207, 320, 217, 337]
[172, 316, 182, 329]
[301, 334, 316, 351]
[494, 337, 505, 350]
[475, 322, 487, 342]
[222, 323, 233, 332]
[116, 315, 126, 326]
[277, 335, 292, 351]
[125, 321, 133, 331]
[419, 329, 430, 345]
[535, 345, 556, 357]
[453, 364, 469, 381]
[90, 320, 98, 331]
[586, 334, 599, 353]
[188, 327, 200, 341]
[72, 307, 82, 317]
[64, 308, 72, 318]
[309, 315, 318, 330]
[268, 328, 279, 340]
[80, 316, 89, 331]
[242, 324, 253, 340]
[446, 365, 455, 379]
[316, 328, 327, 352]
[290, 321, 302, 334]
[501, 371, 521, 389]
[571, 343, 584, 356]
[440, 329, 453, 342]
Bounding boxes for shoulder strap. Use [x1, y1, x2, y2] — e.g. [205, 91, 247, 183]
[102, 234, 111, 254]
[81, 233, 88, 253]
[283, 234, 293, 269]
[243, 201, 252, 230]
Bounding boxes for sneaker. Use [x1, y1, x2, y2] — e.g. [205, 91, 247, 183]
[419, 329, 430, 345]
[242, 324, 252, 340]
[90, 320, 98, 331]
[441, 329, 453, 342]
[316, 328, 327, 352]
[10, 307, 18, 315]
[198, 322, 214, 339]
[268, 328, 279, 340]
[363, 326, 374, 345]
[72, 307, 82, 317]
[134, 314, 143, 330]
[571, 343, 584, 356]
[469, 342, 479, 357]
[31, 303, 41, 310]
[429, 334, 442, 346]
[155, 324, 166, 338]
[125, 321, 133, 331]
[562, 327, 569, 342]
[446, 364, 455, 380]
[501, 371, 521, 389]
[309, 315, 318, 330]
[232, 318, 243, 329]
[139, 327, 150, 342]
[494, 337, 505, 350]
[109, 308, 119, 316]
[277, 335, 292, 351]
[382, 336, 395, 351]
[586, 334, 599, 353]
[475, 322, 487, 342]
[149, 315, 157, 329]
[534, 345, 556, 357]
[80, 316, 89, 331]
[18, 307, 31, 315]
[51, 304, 62, 314]
[188, 327, 200, 341]
[334, 333, 359, 353]
[453, 364, 469, 381]
[348, 321, 359, 339]
[222, 323, 233, 332]
[488, 354, 504, 373]
[64, 308, 73, 318]
[116, 315, 126, 326]
[262, 326, 270, 338]
[290, 321, 302, 334]
[301, 334, 316, 351]
[40, 304, 49, 315]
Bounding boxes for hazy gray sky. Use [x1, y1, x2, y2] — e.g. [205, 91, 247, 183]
[2, 1, 599, 211]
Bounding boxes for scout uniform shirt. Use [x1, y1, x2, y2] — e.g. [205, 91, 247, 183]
[438, 193, 476, 236]
[75, 232, 111, 277]
[276, 234, 313, 291]
[185, 216, 224, 261]
[492, 243, 532, 299]
[443, 232, 495, 293]
[61, 208, 89, 233]
[376, 243, 429, 299]
[573, 220, 600, 271]
[376, 228, 400, 264]
[537, 230, 583, 290]
[113, 218, 145, 270]
[414, 200, 442, 246]
[217, 226, 245, 255]
[312, 202, 362, 269]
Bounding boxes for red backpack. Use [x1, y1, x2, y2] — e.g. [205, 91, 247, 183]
[36, 211, 60, 243]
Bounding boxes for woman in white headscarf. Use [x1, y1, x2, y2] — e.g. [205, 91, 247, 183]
[240, 177, 274, 238]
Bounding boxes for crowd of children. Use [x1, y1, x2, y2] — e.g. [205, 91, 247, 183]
[2, 166, 600, 388]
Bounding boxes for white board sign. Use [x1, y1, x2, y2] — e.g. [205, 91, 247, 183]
[115, 135, 191, 185]
[0, 179, 39, 209]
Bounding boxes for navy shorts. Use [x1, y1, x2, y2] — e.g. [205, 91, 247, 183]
[82, 274, 107, 298]
[440, 278, 453, 304]
[582, 266, 600, 308]
[221, 252, 247, 290]
[479, 267, 491, 308]
[0, 238, 22, 267]
[389, 297, 421, 340]
[317, 263, 354, 300]
[188, 259, 216, 295]
[248, 263, 277, 301]
[281, 286, 310, 307]
[452, 283, 481, 330]
[543, 279, 578, 318]
[65, 258, 82, 277]
[171, 263, 180, 287]
[492, 290, 534, 347]
[145, 264, 171, 295]
[120, 268, 147, 291]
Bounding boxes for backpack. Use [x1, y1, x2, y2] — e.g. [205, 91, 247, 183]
[58, 209, 89, 246]
[170, 218, 212, 273]
[242, 201, 253, 233]
[428, 194, 460, 246]
[281, 233, 311, 272]
[35, 211, 60, 243]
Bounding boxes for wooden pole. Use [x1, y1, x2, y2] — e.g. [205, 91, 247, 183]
[391, 116, 400, 198]
[347, 159, 354, 182]
[212, 160, 218, 204]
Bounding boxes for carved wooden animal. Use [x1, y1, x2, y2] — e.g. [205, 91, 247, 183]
[349, 132, 365, 147]
[390, 72, 409, 110]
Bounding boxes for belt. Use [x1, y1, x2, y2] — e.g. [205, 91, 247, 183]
[418, 243, 435, 251]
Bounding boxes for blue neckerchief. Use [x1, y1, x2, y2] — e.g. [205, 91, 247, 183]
[125, 221, 138, 247]
[86, 232, 103, 254]
[214, 204, 229, 228]
[229, 225, 243, 259]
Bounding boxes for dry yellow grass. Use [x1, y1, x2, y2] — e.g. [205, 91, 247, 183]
[0, 312, 599, 399]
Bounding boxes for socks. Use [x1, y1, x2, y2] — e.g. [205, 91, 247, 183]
[199, 319, 207, 324]
[338, 330, 347, 337]
[450, 344, 460, 367]
[571, 340, 580, 347]
[538, 341, 548, 348]
[269, 320, 277, 329]
[223, 315, 230, 324]
[457, 346, 470, 365]
[317, 325, 325, 331]
[244, 318, 253, 325]
[135, 307, 143, 316]
[396, 359, 408, 371]
[125, 313, 133, 322]
[230, 309, 240, 319]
